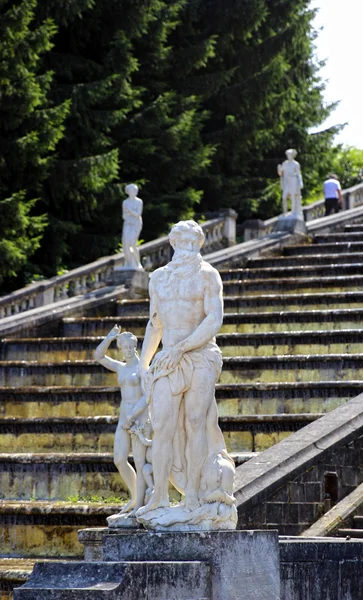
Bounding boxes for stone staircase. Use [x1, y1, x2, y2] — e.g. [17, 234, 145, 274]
[2, 219, 363, 598]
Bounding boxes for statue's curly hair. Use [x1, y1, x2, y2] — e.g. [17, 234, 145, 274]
[169, 220, 205, 249]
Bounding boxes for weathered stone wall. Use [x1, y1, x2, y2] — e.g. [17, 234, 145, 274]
[240, 435, 362, 535]
[280, 538, 363, 600]
[235, 394, 363, 535]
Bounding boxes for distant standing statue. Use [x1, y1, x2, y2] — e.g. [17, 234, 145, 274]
[277, 149, 303, 215]
[94, 327, 152, 521]
[122, 184, 143, 269]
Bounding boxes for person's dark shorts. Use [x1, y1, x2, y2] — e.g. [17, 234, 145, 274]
[325, 197, 340, 216]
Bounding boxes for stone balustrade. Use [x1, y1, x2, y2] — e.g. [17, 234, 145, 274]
[242, 181, 363, 240]
[0, 213, 236, 319]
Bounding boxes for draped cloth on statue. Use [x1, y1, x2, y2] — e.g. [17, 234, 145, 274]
[143, 342, 225, 494]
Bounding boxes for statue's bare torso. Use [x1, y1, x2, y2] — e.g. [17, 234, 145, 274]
[151, 261, 218, 349]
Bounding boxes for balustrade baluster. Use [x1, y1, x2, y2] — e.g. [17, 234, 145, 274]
[60, 283, 68, 300]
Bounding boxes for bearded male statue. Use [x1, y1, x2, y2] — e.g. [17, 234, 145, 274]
[136, 220, 237, 530]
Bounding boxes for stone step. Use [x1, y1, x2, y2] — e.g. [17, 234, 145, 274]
[0, 452, 255, 502]
[0, 414, 317, 454]
[284, 242, 363, 256]
[344, 224, 363, 232]
[0, 559, 69, 600]
[222, 354, 363, 383]
[12, 560, 211, 600]
[62, 308, 363, 337]
[4, 329, 363, 361]
[221, 263, 363, 281]
[0, 501, 119, 558]
[0, 559, 33, 600]
[314, 232, 363, 243]
[162, 275, 363, 295]
[337, 528, 363, 539]
[0, 382, 356, 419]
[2, 353, 363, 386]
[0, 387, 120, 418]
[249, 253, 363, 269]
[0, 453, 128, 502]
[116, 292, 363, 314]
[220, 354, 363, 384]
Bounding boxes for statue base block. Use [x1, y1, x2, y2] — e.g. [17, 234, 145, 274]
[111, 268, 149, 298]
[272, 213, 307, 236]
[135, 502, 237, 531]
[106, 513, 140, 529]
[15, 530, 281, 600]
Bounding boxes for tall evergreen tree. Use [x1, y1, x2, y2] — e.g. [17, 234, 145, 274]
[170, 0, 340, 219]
[33, 0, 213, 270]
[34, 0, 134, 273]
[115, 0, 215, 241]
[0, 0, 68, 290]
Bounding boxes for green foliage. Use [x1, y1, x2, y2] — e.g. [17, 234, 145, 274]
[170, 0, 341, 220]
[331, 146, 363, 189]
[0, 193, 47, 285]
[66, 494, 127, 504]
[0, 0, 69, 290]
[0, 0, 346, 288]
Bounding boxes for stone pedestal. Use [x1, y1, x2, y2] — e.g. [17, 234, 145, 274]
[272, 213, 307, 236]
[14, 529, 280, 600]
[242, 218, 268, 242]
[112, 268, 149, 298]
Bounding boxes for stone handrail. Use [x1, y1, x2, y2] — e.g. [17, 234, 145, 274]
[302, 181, 363, 221]
[0, 213, 236, 319]
[242, 181, 363, 240]
[234, 392, 363, 532]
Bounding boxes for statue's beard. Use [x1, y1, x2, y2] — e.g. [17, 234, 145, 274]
[172, 247, 199, 264]
[164, 248, 202, 284]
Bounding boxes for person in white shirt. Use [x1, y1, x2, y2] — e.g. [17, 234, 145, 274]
[323, 174, 343, 216]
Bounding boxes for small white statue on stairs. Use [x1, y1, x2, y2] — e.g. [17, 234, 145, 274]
[122, 184, 143, 269]
[94, 327, 153, 524]
[277, 149, 303, 215]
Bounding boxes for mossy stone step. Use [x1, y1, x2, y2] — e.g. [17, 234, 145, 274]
[0, 558, 43, 600]
[61, 308, 363, 337]
[344, 224, 363, 232]
[314, 232, 363, 243]
[0, 452, 127, 501]
[221, 263, 363, 281]
[249, 253, 363, 269]
[0, 413, 316, 454]
[219, 354, 363, 384]
[0, 387, 120, 419]
[0, 382, 356, 419]
[0, 501, 119, 558]
[117, 291, 363, 314]
[2, 353, 363, 386]
[0, 451, 254, 502]
[3, 329, 363, 361]
[182, 275, 363, 295]
[284, 242, 363, 256]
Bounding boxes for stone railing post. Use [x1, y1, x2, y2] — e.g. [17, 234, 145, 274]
[348, 191, 355, 209]
[220, 209, 238, 246]
[241, 219, 267, 242]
